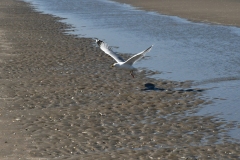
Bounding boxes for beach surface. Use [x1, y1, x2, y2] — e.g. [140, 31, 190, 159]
[112, 0, 240, 27]
[0, 0, 240, 159]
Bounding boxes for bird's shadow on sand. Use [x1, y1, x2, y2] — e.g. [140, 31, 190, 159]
[141, 83, 165, 91]
[141, 83, 204, 92]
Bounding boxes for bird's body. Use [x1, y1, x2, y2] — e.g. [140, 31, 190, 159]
[96, 39, 153, 78]
[113, 62, 136, 70]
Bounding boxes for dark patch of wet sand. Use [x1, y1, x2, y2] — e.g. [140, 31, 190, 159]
[0, 0, 240, 159]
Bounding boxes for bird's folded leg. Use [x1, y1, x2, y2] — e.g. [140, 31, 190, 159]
[130, 71, 135, 78]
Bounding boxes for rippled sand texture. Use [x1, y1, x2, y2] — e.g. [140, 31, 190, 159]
[0, 0, 240, 159]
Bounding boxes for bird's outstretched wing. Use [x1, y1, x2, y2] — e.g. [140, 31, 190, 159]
[125, 45, 153, 65]
[96, 39, 125, 63]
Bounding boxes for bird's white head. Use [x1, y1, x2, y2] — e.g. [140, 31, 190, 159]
[111, 63, 115, 68]
[111, 63, 119, 68]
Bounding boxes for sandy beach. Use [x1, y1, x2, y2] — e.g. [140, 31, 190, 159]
[112, 0, 240, 27]
[0, 0, 240, 159]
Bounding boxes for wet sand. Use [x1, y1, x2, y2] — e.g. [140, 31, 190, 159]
[0, 0, 240, 159]
[112, 0, 240, 27]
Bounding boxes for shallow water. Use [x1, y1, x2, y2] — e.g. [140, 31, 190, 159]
[23, 0, 240, 138]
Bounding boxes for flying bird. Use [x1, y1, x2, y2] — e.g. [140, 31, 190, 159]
[96, 39, 153, 78]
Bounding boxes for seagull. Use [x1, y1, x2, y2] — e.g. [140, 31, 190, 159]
[96, 39, 153, 78]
